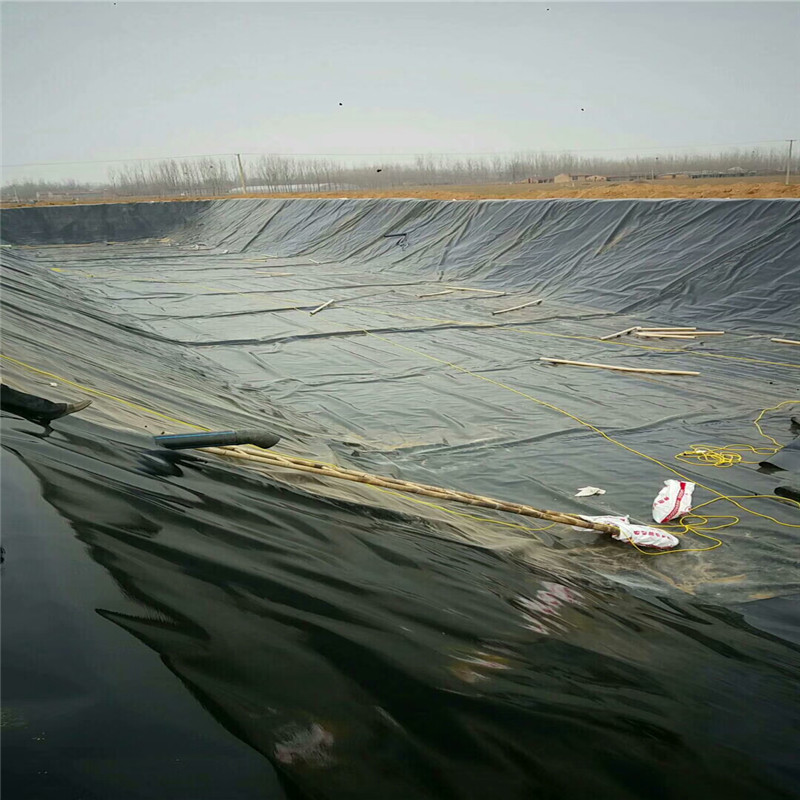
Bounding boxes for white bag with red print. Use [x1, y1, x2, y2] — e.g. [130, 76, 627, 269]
[652, 480, 695, 524]
[574, 515, 680, 550]
[613, 520, 680, 550]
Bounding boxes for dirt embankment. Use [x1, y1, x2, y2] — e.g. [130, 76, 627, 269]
[376, 180, 800, 200]
[3, 179, 798, 209]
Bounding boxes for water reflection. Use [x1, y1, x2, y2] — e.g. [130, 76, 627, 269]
[514, 581, 584, 636]
[6, 425, 800, 799]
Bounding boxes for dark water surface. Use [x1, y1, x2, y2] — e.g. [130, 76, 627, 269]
[2, 413, 799, 800]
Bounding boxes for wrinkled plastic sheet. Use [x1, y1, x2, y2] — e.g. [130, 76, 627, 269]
[2, 198, 799, 599]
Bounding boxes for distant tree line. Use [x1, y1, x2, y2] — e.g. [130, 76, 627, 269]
[3, 146, 796, 201]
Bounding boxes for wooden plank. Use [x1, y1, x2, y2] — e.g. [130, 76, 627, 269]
[540, 357, 699, 376]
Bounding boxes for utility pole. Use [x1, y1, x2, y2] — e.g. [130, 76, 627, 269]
[786, 139, 795, 185]
[236, 153, 247, 194]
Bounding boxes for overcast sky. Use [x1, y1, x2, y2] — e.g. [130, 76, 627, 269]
[2, 1, 798, 182]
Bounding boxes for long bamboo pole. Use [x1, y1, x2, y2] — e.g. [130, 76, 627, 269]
[200, 446, 620, 535]
[771, 338, 800, 346]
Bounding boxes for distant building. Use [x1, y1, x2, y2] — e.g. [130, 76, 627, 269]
[554, 173, 592, 184]
[586, 175, 608, 182]
[522, 176, 553, 184]
[603, 174, 651, 183]
[687, 171, 730, 179]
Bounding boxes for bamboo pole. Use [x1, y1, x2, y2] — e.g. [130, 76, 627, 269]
[200, 446, 620, 535]
[492, 299, 543, 315]
[771, 338, 800, 346]
[418, 290, 454, 298]
[309, 299, 334, 315]
[600, 326, 641, 340]
[540, 357, 699, 376]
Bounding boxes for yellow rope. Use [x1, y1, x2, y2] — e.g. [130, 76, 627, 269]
[676, 400, 796, 467]
[0, 354, 208, 430]
[5, 275, 799, 556]
[349, 329, 800, 554]
[0, 352, 555, 540]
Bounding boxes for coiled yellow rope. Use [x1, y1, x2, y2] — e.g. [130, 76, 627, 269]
[676, 401, 795, 468]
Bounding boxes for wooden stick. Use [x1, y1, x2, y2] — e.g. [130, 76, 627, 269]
[600, 326, 641, 340]
[309, 299, 334, 315]
[771, 338, 800, 346]
[200, 446, 620, 535]
[540, 357, 699, 376]
[492, 299, 543, 315]
[418, 290, 454, 298]
[445, 286, 506, 294]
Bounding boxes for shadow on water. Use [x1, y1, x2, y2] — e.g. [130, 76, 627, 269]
[3, 416, 800, 799]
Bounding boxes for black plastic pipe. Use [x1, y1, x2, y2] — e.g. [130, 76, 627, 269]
[154, 429, 280, 451]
